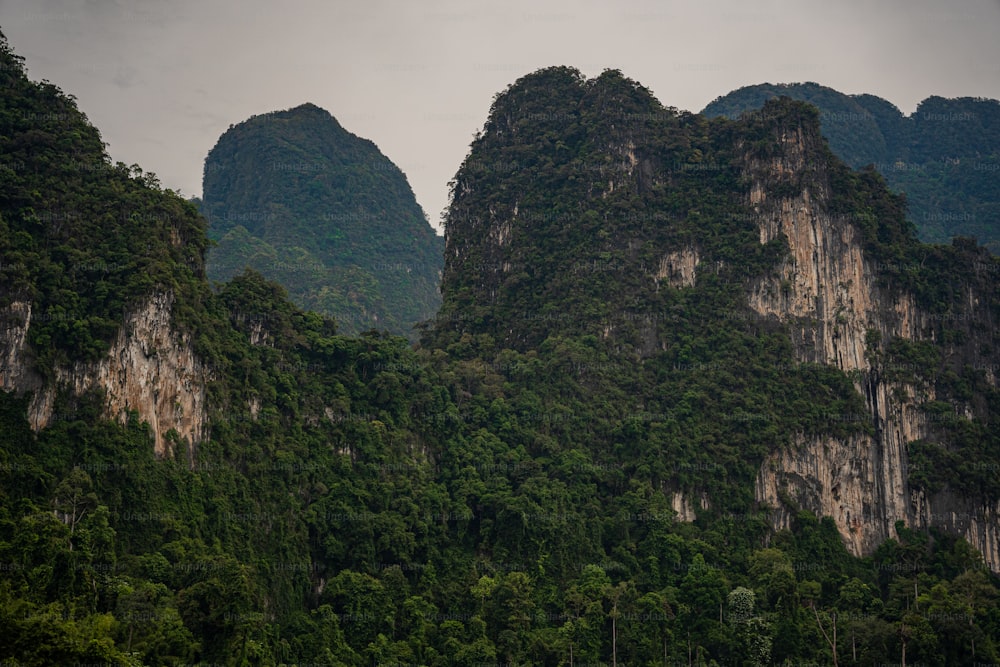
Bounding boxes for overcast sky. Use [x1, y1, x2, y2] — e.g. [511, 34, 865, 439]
[2, 0, 998, 233]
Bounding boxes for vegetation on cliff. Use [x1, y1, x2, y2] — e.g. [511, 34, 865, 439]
[703, 82, 1000, 252]
[0, 36, 209, 373]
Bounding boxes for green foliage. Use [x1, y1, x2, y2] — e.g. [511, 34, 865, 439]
[199, 103, 443, 338]
[704, 82, 892, 167]
[0, 33, 208, 372]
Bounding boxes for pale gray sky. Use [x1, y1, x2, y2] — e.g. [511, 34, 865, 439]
[2, 0, 998, 232]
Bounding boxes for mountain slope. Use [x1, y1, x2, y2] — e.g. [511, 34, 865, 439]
[703, 82, 1000, 251]
[0, 31, 463, 664]
[200, 103, 443, 337]
[0, 28, 212, 456]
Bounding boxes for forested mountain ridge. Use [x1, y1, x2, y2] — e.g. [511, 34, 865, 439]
[200, 102, 443, 338]
[429, 66, 1000, 571]
[3, 27, 1000, 665]
[0, 30, 212, 456]
[702, 82, 1000, 251]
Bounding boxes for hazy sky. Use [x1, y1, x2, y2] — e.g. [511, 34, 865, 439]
[2, 0, 998, 233]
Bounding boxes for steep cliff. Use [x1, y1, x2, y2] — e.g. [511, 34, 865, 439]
[704, 83, 1000, 252]
[5, 29, 1000, 662]
[431, 66, 766, 352]
[0, 32, 211, 458]
[1, 293, 207, 457]
[739, 102, 1000, 567]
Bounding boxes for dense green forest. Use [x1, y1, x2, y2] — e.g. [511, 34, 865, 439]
[2, 32, 1000, 667]
[199, 103, 443, 339]
[703, 82, 1000, 252]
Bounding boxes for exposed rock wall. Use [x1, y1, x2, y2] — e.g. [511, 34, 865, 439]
[671, 490, 709, 522]
[756, 432, 907, 557]
[742, 122, 1000, 569]
[0, 292, 207, 457]
[655, 247, 699, 289]
[0, 300, 42, 395]
[745, 127, 928, 370]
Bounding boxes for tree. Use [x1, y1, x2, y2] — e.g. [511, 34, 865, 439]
[800, 579, 837, 667]
[564, 565, 611, 663]
[492, 571, 535, 662]
[950, 569, 1000, 661]
[749, 547, 798, 613]
[679, 553, 728, 656]
[836, 577, 883, 663]
[51, 468, 98, 550]
[607, 580, 631, 667]
[471, 574, 497, 617]
[322, 570, 393, 651]
[728, 586, 772, 667]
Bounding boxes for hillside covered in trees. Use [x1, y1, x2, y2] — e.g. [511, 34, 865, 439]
[703, 82, 1000, 252]
[199, 103, 443, 338]
[2, 31, 1000, 667]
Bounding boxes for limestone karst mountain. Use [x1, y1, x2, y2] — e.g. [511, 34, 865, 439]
[200, 103, 443, 337]
[430, 66, 1000, 569]
[3, 28, 1000, 663]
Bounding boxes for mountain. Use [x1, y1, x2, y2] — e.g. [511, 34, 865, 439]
[3, 30, 1000, 665]
[200, 103, 443, 337]
[430, 67, 1000, 572]
[703, 82, 1000, 252]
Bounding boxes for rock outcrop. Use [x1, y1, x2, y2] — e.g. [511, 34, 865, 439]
[654, 247, 699, 289]
[0, 292, 207, 458]
[741, 115, 1000, 569]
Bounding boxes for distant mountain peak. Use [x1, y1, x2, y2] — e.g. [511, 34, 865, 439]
[200, 103, 442, 337]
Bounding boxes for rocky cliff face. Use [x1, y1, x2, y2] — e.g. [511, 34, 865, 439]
[0, 300, 37, 392]
[743, 125, 928, 369]
[655, 247, 699, 289]
[0, 292, 208, 458]
[741, 116, 1000, 569]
